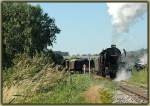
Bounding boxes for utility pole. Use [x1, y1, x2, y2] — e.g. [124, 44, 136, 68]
[88, 57, 91, 76]
[83, 64, 86, 74]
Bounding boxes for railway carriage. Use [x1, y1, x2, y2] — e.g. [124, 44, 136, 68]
[63, 44, 126, 79]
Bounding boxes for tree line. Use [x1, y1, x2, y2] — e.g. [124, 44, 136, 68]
[2, 2, 63, 68]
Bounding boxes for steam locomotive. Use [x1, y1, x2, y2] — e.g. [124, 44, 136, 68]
[97, 45, 123, 79]
[63, 44, 126, 79]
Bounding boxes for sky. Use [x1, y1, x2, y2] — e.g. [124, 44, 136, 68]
[31, 3, 147, 55]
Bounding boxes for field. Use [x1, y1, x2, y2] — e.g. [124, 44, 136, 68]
[2, 53, 148, 104]
[3, 55, 117, 104]
[3, 53, 148, 104]
[128, 66, 148, 87]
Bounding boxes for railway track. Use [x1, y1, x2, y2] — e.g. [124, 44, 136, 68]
[118, 81, 148, 104]
[91, 75, 148, 104]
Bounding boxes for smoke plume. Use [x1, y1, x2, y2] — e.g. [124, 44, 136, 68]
[107, 3, 147, 33]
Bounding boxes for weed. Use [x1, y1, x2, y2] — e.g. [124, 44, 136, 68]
[99, 88, 113, 103]
[128, 67, 147, 87]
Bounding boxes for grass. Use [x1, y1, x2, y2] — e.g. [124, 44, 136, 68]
[99, 88, 113, 103]
[4, 69, 116, 104]
[128, 67, 148, 87]
[97, 78, 117, 103]
[14, 74, 92, 104]
[3, 53, 117, 104]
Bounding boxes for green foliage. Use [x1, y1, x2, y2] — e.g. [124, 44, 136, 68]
[128, 67, 147, 87]
[99, 88, 113, 103]
[4, 63, 117, 104]
[3, 52, 117, 104]
[41, 75, 115, 104]
[11, 74, 91, 104]
[50, 51, 64, 65]
[2, 2, 60, 68]
[90, 76, 117, 103]
[3, 53, 53, 87]
[46, 74, 91, 104]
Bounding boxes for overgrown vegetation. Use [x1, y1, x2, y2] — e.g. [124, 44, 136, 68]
[14, 74, 117, 104]
[3, 53, 67, 103]
[3, 62, 92, 104]
[99, 88, 113, 103]
[3, 53, 62, 87]
[3, 55, 116, 104]
[16, 74, 92, 104]
[98, 79, 116, 103]
[128, 66, 148, 87]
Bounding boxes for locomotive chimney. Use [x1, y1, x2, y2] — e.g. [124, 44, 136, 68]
[111, 44, 116, 48]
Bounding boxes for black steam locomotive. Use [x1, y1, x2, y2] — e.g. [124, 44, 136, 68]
[97, 45, 122, 79]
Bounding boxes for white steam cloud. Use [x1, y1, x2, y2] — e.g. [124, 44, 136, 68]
[114, 69, 131, 81]
[139, 53, 147, 65]
[107, 3, 147, 33]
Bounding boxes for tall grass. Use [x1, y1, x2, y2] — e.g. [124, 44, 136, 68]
[3, 53, 117, 104]
[3, 53, 93, 104]
[99, 88, 113, 103]
[3, 53, 53, 87]
[128, 67, 148, 87]
[14, 74, 92, 104]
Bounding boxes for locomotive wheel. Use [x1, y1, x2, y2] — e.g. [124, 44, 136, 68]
[102, 71, 106, 77]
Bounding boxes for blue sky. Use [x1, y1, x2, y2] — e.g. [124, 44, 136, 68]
[31, 3, 147, 55]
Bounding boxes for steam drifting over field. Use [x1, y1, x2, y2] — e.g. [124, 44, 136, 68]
[114, 53, 147, 81]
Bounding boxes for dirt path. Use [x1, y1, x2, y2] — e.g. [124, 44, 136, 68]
[84, 85, 102, 103]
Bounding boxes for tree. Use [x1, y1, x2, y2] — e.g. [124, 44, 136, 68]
[2, 2, 60, 68]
